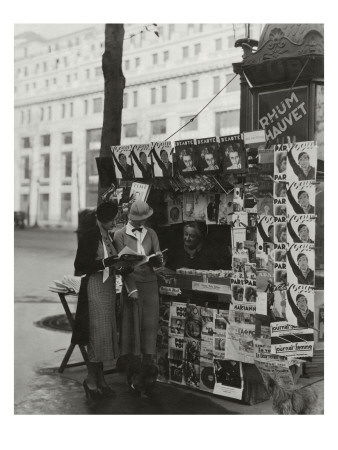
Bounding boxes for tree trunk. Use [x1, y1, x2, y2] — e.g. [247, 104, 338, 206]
[98, 24, 125, 204]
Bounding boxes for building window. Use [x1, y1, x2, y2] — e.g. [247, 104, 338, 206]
[21, 156, 30, 179]
[87, 129, 102, 151]
[84, 100, 88, 115]
[188, 24, 195, 34]
[226, 73, 240, 92]
[95, 66, 101, 77]
[182, 46, 189, 58]
[192, 80, 199, 98]
[163, 50, 169, 62]
[74, 72, 78, 80]
[213, 76, 220, 94]
[215, 38, 222, 51]
[39, 194, 49, 221]
[123, 93, 128, 109]
[27, 109, 31, 124]
[41, 154, 50, 178]
[53, 78, 57, 84]
[151, 119, 166, 135]
[40, 108, 44, 121]
[135, 57, 140, 68]
[26, 84, 29, 93]
[199, 24, 204, 32]
[124, 123, 137, 138]
[41, 134, 51, 147]
[152, 53, 158, 64]
[62, 104, 66, 118]
[133, 91, 138, 107]
[162, 86, 167, 103]
[48, 106, 52, 120]
[35, 64, 39, 73]
[93, 98, 103, 113]
[180, 115, 198, 131]
[67, 74, 71, 84]
[181, 82, 187, 100]
[22, 137, 31, 148]
[215, 110, 240, 136]
[125, 60, 130, 71]
[70, 102, 74, 117]
[62, 132, 73, 145]
[62, 152, 72, 177]
[194, 43, 201, 55]
[61, 193, 72, 222]
[151, 88, 156, 105]
[86, 68, 90, 79]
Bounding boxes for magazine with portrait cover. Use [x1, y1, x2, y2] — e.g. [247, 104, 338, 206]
[196, 137, 220, 174]
[111, 145, 134, 180]
[244, 262, 256, 280]
[184, 338, 201, 364]
[243, 182, 258, 213]
[287, 243, 315, 287]
[229, 211, 248, 228]
[182, 192, 208, 222]
[273, 180, 288, 216]
[256, 195, 273, 217]
[219, 133, 245, 173]
[199, 360, 216, 392]
[274, 217, 288, 246]
[174, 139, 197, 176]
[287, 141, 317, 183]
[284, 284, 315, 329]
[213, 359, 243, 399]
[287, 214, 315, 245]
[169, 335, 186, 356]
[129, 144, 153, 179]
[151, 141, 173, 177]
[167, 203, 183, 225]
[228, 300, 256, 325]
[217, 192, 233, 225]
[231, 275, 245, 302]
[225, 323, 256, 363]
[213, 335, 226, 359]
[184, 304, 203, 339]
[169, 359, 185, 385]
[205, 193, 218, 225]
[200, 334, 214, 361]
[257, 214, 274, 247]
[183, 361, 200, 388]
[232, 250, 249, 276]
[270, 321, 314, 359]
[169, 316, 185, 337]
[287, 180, 316, 215]
[128, 182, 151, 203]
[231, 228, 247, 251]
[169, 301, 188, 321]
[233, 185, 244, 211]
[244, 277, 257, 303]
[214, 310, 229, 337]
[274, 143, 289, 180]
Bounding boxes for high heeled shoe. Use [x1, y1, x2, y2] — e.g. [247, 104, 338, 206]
[83, 380, 103, 399]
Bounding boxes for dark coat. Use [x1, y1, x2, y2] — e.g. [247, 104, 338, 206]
[71, 226, 108, 345]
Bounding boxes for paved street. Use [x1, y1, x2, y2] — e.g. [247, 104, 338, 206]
[14, 228, 324, 414]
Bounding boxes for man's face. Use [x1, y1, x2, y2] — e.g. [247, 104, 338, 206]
[184, 227, 200, 249]
[298, 255, 309, 271]
[205, 154, 214, 167]
[279, 158, 287, 172]
[161, 151, 169, 163]
[183, 155, 192, 168]
[279, 231, 287, 242]
[296, 295, 308, 313]
[229, 151, 240, 166]
[268, 227, 274, 240]
[299, 153, 310, 170]
[299, 225, 310, 242]
[298, 192, 309, 208]
[119, 154, 127, 165]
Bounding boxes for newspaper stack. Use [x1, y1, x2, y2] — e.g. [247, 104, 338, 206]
[48, 275, 83, 294]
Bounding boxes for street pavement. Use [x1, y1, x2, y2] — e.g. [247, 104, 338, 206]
[14, 228, 324, 415]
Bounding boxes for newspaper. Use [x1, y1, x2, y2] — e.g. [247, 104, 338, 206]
[270, 321, 314, 358]
[225, 323, 256, 363]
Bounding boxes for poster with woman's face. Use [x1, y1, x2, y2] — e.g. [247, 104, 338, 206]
[111, 145, 134, 179]
[219, 134, 245, 173]
[196, 138, 220, 173]
[257, 196, 273, 216]
[174, 139, 197, 175]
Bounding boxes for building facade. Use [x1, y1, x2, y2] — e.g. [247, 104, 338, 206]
[14, 23, 262, 228]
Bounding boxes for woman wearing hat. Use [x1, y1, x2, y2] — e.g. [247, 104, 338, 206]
[72, 202, 133, 399]
[113, 200, 163, 390]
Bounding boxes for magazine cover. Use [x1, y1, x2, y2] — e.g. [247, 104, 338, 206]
[245, 147, 259, 172]
[232, 250, 249, 275]
[243, 182, 257, 213]
[244, 278, 257, 303]
[229, 301, 256, 325]
[225, 323, 255, 363]
[111, 145, 134, 180]
[169, 359, 185, 385]
[174, 139, 197, 175]
[231, 228, 247, 250]
[256, 249, 274, 292]
[213, 335, 226, 359]
[256, 196, 273, 216]
[200, 334, 214, 361]
[214, 310, 229, 336]
[184, 338, 201, 364]
[287, 243, 315, 287]
[183, 362, 200, 388]
[182, 192, 208, 222]
[169, 302, 188, 321]
[229, 212, 248, 228]
[151, 141, 173, 177]
[287, 141, 317, 183]
[196, 137, 220, 173]
[169, 316, 185, 336]
[219, 134, 245, 173]
[287, 214, 315, 245]
[274, 143, 289, 180]
[169, 335, 186, 359]
[167, 203, 183, 225]
[213, 360, 243, 399]
[199, 360, 216, 392]
[256, 291, 268, 316]
[274, 180, 288, 216]
[257, 214, 274, 246]
[258, 146, 274, 176]
[287, 181, 316, 215]
[274, 218, 288, 244]
[217, 192, 233, 224]
[205, 193, 218, 224]
[233, 185, 244, 211]
[129, 144, 153, 179]
[129, 182, 151, 202]
[270, 321, 314, 359]
[231, 275, 245, 302]
[285, 284, 315, 328]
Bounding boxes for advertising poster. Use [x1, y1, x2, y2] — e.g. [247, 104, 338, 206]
[256, 249, 274, 292]
[285, 284, 315, 328]
[287, 141, 317, 183]
[287, 244, 315, 287]
[230, 212, 248, 228]
[169, 359, 185, 385]
[129, 144, 153, 179]
[151, 141, 173, 177]
[244, 278, 257, 303]
[184, 338, 201, 364]
[232, 250, 249, 276]
[287, 214, 315, 245]
[256, 196, 273, 217]
[200, 307, 215, 336]
[219, 133, 245, 173]
[213, 335, 226, 359]
[174, 139, 198, 175]
[213, 360, 243, 400]
[199, 361, 216, 392]
[225, 323, 256, 364]
[274, 181, 288, 216]
[270, 321, 314, 359]
[111, 145, 134, 180]
[196, 137, 220, 173]
[287, 181, 316, 215]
